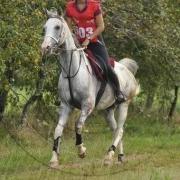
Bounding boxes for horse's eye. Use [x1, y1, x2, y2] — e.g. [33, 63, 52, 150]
[55, 25, 60, 30]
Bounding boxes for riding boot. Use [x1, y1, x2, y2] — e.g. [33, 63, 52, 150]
[107, 67, 126, 104]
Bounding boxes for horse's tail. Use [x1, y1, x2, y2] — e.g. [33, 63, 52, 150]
[119, 58, 140, 96]
[135, 82, 141, 96]
[119, 58, 139, 75]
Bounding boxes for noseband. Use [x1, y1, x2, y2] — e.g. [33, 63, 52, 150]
[43, 17, 87, 79]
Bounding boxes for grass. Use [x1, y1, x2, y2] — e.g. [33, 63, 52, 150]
[0, 113, 180, 180]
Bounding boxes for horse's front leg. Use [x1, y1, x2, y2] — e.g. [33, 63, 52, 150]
[49, 103, 72, 168]
[104, 102, 129, 165]
[75, 100, 94, 158]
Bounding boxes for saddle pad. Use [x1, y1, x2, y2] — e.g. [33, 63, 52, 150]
[85, 49, 115, 81]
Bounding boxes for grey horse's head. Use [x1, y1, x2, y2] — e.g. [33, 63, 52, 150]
[41, 8, 66, 55]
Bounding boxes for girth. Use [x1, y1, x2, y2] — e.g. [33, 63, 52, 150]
[68, 78, 107, 109]
[66, 49, 108, 109]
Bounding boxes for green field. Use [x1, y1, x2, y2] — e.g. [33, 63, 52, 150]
[0, 114, 180, 180]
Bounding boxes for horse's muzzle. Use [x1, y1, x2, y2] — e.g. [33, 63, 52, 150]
[41, 42, 51, 55]
[41, 36, 56, 55]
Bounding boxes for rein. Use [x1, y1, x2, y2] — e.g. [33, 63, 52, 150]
[63, 49, 83, 79]
[50, 47, 85, 79]
[44, 16, 86, 79]
[43, 16, 88, 108]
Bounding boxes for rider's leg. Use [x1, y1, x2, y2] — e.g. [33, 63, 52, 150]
[107, 66, 126, 103]
[88, 40, 126, 103]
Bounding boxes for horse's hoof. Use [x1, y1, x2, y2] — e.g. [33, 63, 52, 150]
[77, 144, 86, 159]
[49, 161, 59, 169]
[118, 154, 125, 163]
[103, 151, 114, 166]
[104, 157, 113, 166]
[78, 152, 86, 158]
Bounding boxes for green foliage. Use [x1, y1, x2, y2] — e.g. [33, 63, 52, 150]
[0, 0, 64, 106]
[103, 0, 180, 107]
[0, 0, 179, 117]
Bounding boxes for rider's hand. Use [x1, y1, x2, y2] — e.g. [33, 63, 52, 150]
[82, 38, 90, 48]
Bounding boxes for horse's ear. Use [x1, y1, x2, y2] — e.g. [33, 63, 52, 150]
[57, 7, 63, 16]
[43, 8, 48, 17]
[45, 8, 59, 18]
[44, 8, 51, 18]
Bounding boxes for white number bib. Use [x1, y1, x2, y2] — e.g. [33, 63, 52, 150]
[78, 27, 93, 38]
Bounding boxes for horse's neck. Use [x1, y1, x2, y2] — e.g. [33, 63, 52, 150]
[61, 25, 87, 77]
[64, 28, 76, 50]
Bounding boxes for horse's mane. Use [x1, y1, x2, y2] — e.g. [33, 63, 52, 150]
[72, 33, 81, 47]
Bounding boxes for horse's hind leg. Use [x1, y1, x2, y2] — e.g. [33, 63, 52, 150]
[104, 102, 129, 165]
[75, 101, 93, 158]
[104, 108, 125, 163]
[49, 103, 72, 168]
[104, 108, 117, 131]
[117, 140, 124, 162]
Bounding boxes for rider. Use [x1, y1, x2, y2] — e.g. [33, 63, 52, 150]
[65, 0, 125, 103]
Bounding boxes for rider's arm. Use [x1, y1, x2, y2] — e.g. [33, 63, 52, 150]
[65, 3, 74, 32]
[66, 16, 73, 32]
[88, 13, 105, 41]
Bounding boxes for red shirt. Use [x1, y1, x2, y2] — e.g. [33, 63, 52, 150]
[66, 0, 102, 43]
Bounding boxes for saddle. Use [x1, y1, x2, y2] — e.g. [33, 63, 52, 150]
[85, 49, 116, 106]
[85, 49, 115, 81]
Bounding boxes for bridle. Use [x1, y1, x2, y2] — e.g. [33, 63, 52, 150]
[43, 17, 86, 79]
[43, 16, 90, 108]
[45, 17, 67, 47]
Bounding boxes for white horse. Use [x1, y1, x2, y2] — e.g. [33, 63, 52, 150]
[41, 10, 140, 167]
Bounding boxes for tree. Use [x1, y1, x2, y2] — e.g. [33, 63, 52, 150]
[0, 0, 179, 122]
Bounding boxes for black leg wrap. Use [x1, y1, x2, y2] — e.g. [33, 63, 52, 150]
[118, 154, 124, 162]
[76, 133, 82, 145]
[53, 137, 60, 153]
[108, 145, 116, 152]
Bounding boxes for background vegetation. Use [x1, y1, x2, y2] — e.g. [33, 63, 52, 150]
[0, 0, 179, 179]
[0, 0, 179, 120]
